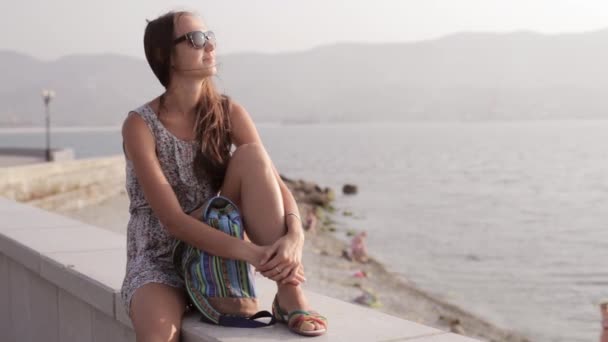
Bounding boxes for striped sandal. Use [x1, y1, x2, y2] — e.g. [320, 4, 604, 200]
[271, 294, 328, 337]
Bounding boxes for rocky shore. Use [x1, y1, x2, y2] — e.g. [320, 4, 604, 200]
[281, 176, 530, 342]
[48, 174, 531, 342]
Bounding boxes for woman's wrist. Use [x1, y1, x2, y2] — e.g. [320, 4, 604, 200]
[239, 240, 262, 266]
[286, 219, 305, 242]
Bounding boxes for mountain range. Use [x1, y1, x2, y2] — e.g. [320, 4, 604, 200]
[2, 28, 608, 126]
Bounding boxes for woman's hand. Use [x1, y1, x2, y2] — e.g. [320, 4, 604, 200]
[274, 263, 306, 286]
[256, 233, 305, 284]
[245, 242, 306, 285]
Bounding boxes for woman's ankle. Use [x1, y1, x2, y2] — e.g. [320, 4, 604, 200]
[277, 282, 300, 292]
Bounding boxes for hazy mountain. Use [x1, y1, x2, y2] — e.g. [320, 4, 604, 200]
[2, 28, 608, 126]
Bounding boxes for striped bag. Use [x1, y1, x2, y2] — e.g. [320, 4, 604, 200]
[172, 195, 275, 327]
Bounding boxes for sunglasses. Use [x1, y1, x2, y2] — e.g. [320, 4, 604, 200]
[173, 30, 216, 49]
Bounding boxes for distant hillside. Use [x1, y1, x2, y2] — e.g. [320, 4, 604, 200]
[2, 28, 608, 126]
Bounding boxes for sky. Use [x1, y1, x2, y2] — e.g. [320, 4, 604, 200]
[3, 0, 608, 61]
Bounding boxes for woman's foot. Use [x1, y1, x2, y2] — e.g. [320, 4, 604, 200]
[274, 284, 327, 336]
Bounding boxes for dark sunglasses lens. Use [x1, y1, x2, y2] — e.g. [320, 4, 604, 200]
[206, 31, 216, 46]
[190, 32, 207, 48]
[189, 31, 216, 49]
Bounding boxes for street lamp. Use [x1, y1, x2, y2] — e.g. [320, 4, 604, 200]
[41, 89, 55, 162]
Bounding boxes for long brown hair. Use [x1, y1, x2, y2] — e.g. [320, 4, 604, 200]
[143, 11, 232, 191]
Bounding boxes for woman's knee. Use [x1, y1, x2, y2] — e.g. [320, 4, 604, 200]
[130, 283, 186, 342]
[230, 143, 270, 168]
[220, 143, 273, 203]
[132, 313, 182, 342]
[136, 330, 181, 342]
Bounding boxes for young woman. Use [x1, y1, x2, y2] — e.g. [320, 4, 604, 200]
[120, 10, 327, 341]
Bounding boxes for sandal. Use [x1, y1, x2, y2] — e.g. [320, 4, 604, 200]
[272, 294, 328, 337]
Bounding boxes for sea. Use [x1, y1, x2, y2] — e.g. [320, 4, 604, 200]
[2, 120, 607, 342]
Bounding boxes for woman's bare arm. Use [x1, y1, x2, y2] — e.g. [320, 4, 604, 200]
[122, 112, 262, 264]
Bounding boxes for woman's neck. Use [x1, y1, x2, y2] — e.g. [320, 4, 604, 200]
[163, 79, 207, 117]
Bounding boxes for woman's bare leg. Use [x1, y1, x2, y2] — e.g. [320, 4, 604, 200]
[220, 143, 285, 244]
[219, 143, 322, 331]
[129, 283, 187, 342]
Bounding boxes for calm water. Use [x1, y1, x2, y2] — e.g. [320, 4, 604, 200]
[2, 121, 606, 341]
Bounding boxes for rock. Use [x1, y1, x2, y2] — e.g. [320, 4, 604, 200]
[325, 204, 336, 213]
[304, 207, 318, 233]
[279, 174, 294, 183]
[465, 254, 481, 262]
[327, 216, 337, 223]
[341, 249, 352, 261]
[302, 183, 317, 194]
[324, 187, 336, 201]
[282, 176, 334, 207]
[343, 184, 358, 195]
[353, 287, 382, 308]
[451, 322, 465, 334]
[438, 315, 466, 334]
[308, 193, 332, 206]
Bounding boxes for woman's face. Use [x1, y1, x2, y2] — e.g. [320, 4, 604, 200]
[172, 14, 216, 78]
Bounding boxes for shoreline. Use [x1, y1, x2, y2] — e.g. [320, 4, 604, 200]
[54, 181, 530, 342]
[301, 221, 529, 341]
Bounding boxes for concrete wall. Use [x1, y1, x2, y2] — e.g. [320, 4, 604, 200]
[0, 197, 481, 342]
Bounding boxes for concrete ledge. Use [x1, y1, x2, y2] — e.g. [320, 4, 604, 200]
[0, 156, 125, 210]
[0, 147, 74, 167]
[0, 147, 74, 159]
[0, 197, 481, 341]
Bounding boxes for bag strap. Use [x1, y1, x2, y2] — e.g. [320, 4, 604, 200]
[199, 310, 277, 328]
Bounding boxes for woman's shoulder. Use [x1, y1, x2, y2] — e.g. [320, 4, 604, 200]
[224, 97, 249, 120]
[124, 97, 162, 125]
[123, 110, 152, 138]
[122, 99, 160, 140]
[224, 97, 261, 146]
[122, 106, 157, 161]
[132, 97, 160, 115]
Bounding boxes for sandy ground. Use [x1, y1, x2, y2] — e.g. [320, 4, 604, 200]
[58, 191, 530, 342]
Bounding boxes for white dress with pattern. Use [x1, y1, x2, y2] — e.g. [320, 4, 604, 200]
[120, 103, 218, 316]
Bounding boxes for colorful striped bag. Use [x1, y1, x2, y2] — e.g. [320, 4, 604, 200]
[172, 195, 276, 328]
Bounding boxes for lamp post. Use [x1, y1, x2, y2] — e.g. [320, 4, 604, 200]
[601, 302, 608, 342]
[41, 89, 55, 162]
